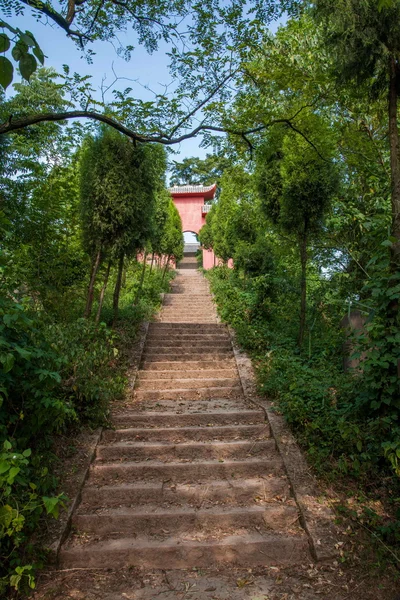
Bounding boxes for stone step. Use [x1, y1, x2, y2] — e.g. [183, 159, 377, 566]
[144, 343, 231, 351]
[111, 410, 265, 428]
[142, 353, 235, 363]
[141, 360, 236, 370]
[159, 315, 218, 320]
[148, 323, 227, 331]
[162, 303, 214, 308]
[178, 265, 198, 270]
[72, 505, 299, 537]
[96, 440, 274, 462]
[134, 386, 243, 401]
[60, 533, 309, 569]
[102, 424, 271, 443]
[137, 369, 237, 380]
[143, 344, 232, 352]
[80, 477, 289, 509]
[146, 334, 230, 342]
[90, 457, 284, 485]
[136, 377, 240, 390]
[158, 319, 218, 323]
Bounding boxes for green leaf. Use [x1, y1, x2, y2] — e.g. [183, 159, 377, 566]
[0, 461, 10, 474]
[0, 33, 10, 53]
[12, 40, 28, 62]
[42, 496, 60, 517]
[0, 56, 13, 89]
[33, 45, 45, 65]
[1, 352, 15, 373]
[23, 448, 32, 457]
[3, 440, 12, 450]
[19, 53, 37, 81]
[7, 466, 20, 483]
[20, 32, 35, 47]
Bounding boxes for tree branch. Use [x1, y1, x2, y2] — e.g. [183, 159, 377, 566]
[19, 0, 91, 44]
[0, 111, 331, 162]
[167, 70, 238, 138]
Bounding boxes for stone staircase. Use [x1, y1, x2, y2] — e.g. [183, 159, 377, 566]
[59, 254, 310, 569]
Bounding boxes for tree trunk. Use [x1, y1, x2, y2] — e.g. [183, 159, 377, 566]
[134, 251, 147, 305]
[84, 246, 102, 318]
[162, 254, 171, 283]
[112, 253, 124, 325]
[95, 259, 111, 325]
[298, 234, 307, 348]
[149, 252, 155, 275]
[388, 55, 400, 272]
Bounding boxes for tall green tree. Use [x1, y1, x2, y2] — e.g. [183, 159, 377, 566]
[258, 123, 339, 346]
[313, 0, 400, 277]
[79, 128, 166, 320]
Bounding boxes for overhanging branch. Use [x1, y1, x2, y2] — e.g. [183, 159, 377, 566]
[0, 110, 329, 161]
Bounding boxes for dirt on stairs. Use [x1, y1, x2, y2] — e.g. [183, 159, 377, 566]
[59, 253, 311, 570]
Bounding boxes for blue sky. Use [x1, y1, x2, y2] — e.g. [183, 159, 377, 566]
[5, 8, 284, 163]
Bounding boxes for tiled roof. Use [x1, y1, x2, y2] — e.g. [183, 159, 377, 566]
[168, 183, 216, 194]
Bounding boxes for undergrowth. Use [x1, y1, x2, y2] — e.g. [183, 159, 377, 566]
[207, 265, 400, 571]
[0, 261, 173, 596]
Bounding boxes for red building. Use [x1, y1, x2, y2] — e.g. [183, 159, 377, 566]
[169, 183, 217, 269]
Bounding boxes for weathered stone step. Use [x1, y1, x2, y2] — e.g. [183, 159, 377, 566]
[158, 319, 218, 324]
[134, 386, 243, 401]
[60, 533, 309, 569]
[141, 360, 236, 370]
[90, 457, 283, 484]
[131, 399, 249, 413]
[96, 440, 274, 462]
[158, 312, 218, 318]
[73, 505, 299, 537]
[102, 424, 270, 443]
[111, 410, 265, 428]
[143, 345, 232, 353]
[80, 477, 289, 509]
[142, 354, 235, 363]
[177, 264, 198, 269]
[146, 334, 230, 343]
[136, 377, 240, 390]
[137, 369, 237, 380]
[148, 323, 226, 331]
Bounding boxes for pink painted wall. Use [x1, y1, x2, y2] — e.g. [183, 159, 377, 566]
[202, 248, 216, 270]
[173, 195, 207, 235]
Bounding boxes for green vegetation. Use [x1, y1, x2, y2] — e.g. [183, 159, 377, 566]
[1, 0, 400, 591]
[0, 75, 182, 593]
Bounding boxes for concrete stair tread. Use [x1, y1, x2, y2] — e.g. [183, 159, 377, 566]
[111, 410, 265, 428]
[91, 457, 283, 474]
[134, 388, 244, 401]
[95, 439, 275, 461]
[97, 439, 275, 450]
[136, 380, 241, 390]
[60, 533, 309, 568]
[80, 477, 291, 507]
[72, 505, 300, 537]
[137, 369, 238, 379]
[102, 424, 269, 440]
[141, 361, 236, 370]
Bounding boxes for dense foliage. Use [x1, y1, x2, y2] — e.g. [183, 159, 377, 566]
[195, 4, 400, 565]
[1, 0, 400, 591]
[0, 74, 182, 594]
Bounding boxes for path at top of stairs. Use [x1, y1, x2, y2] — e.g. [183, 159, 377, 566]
[59, 253, 310, 570]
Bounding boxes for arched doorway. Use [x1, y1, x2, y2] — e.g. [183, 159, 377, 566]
[183, 231, 200, 254]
